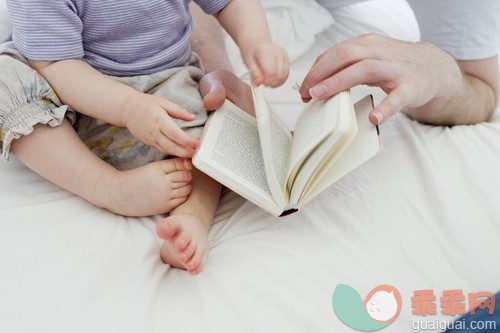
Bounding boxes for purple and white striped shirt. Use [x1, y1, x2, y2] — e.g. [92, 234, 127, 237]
[6, 0, 230, 76]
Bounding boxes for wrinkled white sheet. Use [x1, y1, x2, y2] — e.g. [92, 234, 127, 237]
[1, 1, 500, 332]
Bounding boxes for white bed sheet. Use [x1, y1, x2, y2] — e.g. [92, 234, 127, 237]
[1, 1, 500, 333]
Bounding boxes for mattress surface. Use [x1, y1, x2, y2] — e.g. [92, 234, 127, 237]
[1, 1, 499, 332]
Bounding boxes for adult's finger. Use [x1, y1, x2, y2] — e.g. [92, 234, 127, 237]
[299, 43, 374, 100]
[307, 59, 395, 100]
[370, 86, 412, 125]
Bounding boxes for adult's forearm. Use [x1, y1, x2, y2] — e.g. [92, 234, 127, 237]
[406, 56, 499, 125]
[407, 76, 496, 125]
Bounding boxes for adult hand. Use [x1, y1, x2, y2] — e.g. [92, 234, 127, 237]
[299, 33, 463, 125]
[199, 70, 255, 116]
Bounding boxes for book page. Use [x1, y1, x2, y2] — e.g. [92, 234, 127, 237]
[252, 85, 291, 207]
[299, 95, 381, 204]
[286, 92, 344, 190]
[193, 100, 283, 216]
[288, 91, 357, 205]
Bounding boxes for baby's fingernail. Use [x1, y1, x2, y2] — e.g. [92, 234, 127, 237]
[309, 85, 327, 99]
[253, 74, 264, 86]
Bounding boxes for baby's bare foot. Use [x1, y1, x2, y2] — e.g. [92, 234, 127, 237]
[156, 214, 209, 275]
[93, 158, 193, 216]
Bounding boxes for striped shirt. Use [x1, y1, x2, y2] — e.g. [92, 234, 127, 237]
[6, 0, 230, 76]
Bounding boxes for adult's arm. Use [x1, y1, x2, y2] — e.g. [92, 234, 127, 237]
[407, 55, 498, 125]
[299, 34, 499, 126]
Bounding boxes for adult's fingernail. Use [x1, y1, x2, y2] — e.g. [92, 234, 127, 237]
[309, 85, 327, 99]
[374, 111, 384, 124]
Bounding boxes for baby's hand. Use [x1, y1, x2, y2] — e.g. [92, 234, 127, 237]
[122, 92, 199, 158]
[243, 42, 289, 87]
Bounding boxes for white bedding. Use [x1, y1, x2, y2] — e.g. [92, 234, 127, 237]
[1, 1, 500, 333]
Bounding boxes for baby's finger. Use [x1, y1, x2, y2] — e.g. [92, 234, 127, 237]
[256, 55, 280, 87]
[160, 100, 196, 122]
[270, 55, 290, 87]
[157, 119, 198, 153]
[245, 55, 264, 86]
[155, 134, 196, 158]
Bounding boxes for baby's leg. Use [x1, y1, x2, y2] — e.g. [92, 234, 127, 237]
[156, 168, 221, 274]
[11, 120, 193, 216]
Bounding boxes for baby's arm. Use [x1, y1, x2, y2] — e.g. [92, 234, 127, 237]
[29, 59, 198, 157]
[214, 0, 289, 87]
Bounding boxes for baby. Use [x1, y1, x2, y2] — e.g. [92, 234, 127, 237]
[3, 0, 289, 274]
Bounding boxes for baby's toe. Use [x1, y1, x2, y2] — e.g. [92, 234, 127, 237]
[156, 216, 181, 240]
[185, 247, 206, 273]
[174, 232, 190, 251]
[170, 184, 192, 199]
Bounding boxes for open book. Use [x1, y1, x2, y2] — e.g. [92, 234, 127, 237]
[193, 86, 381, 216]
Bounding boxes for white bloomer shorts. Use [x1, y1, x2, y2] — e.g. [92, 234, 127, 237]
[0, 41, 208, 170]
